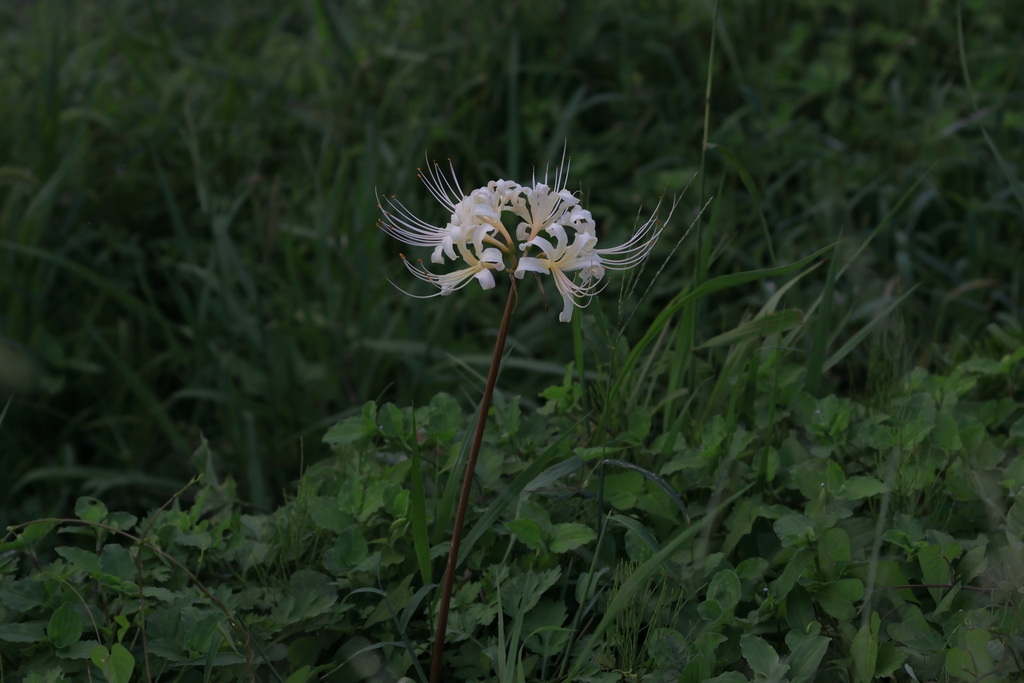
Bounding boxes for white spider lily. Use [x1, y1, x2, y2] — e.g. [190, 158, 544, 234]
[382, 150, 667, 320]
[514, 209, 663, 322]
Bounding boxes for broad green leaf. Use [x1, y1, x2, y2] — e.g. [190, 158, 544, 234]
[378, 402, 406, 440]
[55, 547, 102, 576]
[600, 472, 644, 510]
[507, 519, 545, 550]
[0, 622, 46, 643]
[100, 544, 136, 582]
[741, 634, 779, 678]
[708, 569, 741, 611]
[918, 542, 960, 602]
[307, 496, 352, 533]
[933, 410, 962, 451]
[284, 665, 311, 683]
[825, 461, 846, 494]
[874, 642, 906, 678]
[850, 611, 879, 683]
[522, 599, 569, 657]
[786, 632, 831, 682]
[90, 643, 135, 683]
[945, 629, 996, 681]
[322, 416, 365, 446]
[0, 578, 46, 611]
[47, 603, 83, 649]
[786, 586, 815, 631]
[816, 578, 863, 620]
[680, 654, 710, 683]
[818, 528, 851, 577]
[336, 476, 364, 516]
[24, 668, 65, 683]
[323, 526, 369, 576]
[887, 605, 946, 651]
[75, 497, 107, 523]
[548, 523, 596, 554]
[774, 514, 814, 548]
[697, 599, 723, 622]
[855, 423, 894, 451]
[501, 568, 561, 619]
[427, 392, 462, 441]
[772, 548, 814, 600]
[838, 476, 887, 501]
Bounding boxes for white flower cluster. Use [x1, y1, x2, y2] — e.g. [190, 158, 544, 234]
[378, 157, 663, 322]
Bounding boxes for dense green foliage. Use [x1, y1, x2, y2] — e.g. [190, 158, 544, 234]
[2, 1, 1024, 681]
[1, 347, 1022, 682]
[0, 0, 1021, 513]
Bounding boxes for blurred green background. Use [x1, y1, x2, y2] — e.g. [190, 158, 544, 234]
[0, 0, 1020, 517]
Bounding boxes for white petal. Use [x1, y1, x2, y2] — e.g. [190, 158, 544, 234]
[524, 235, 558, 261]
[480, 247, 506, 271]
[474, 269, 496, 290]
[431, 245, 445, 264]
[442, 235, 457, 261]
[515, 257, 551, 276]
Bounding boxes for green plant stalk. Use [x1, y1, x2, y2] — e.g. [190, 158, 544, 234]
[430, 277, 517, 683]
[667, 0, 718, 425]
[572, 308, 590, 415]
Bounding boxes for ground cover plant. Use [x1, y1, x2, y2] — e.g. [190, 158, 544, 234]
[2, 0, 1024, 681]
[0, 342, 1022, 682]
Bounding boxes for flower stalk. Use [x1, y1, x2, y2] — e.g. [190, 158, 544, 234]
[379, 153, 667, 680]
[430, 275, 517, 683]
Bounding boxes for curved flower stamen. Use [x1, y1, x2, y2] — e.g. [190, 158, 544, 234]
[400, 247, 505, 296]
[593, 210, 663, 270]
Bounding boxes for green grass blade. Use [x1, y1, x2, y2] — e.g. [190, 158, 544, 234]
[781, 172, 931, 351]
[0, 393, 11, 430]
[566, 484, 751, 681]
[822, 286, 918, 373]
[0, 241, 166, 325]
[710, 143, 776, 265]
[89, 328, 190, 454]
[151, 148, 196, 264]
[408, 408, 432, 585]
[608, 514, 661, 554]
[203, 630, 222, 683]
[613, 244, 833, 402]
[433, 412, 476, 545]
[956, 1, 1024, 213]
[399, 582, 438, 635]
[572, 309, 589, 414]
[804, 244, 840, 396]
[696, 309, 803, 349]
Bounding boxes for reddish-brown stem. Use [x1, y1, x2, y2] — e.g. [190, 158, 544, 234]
[430, 277, 517, 683]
